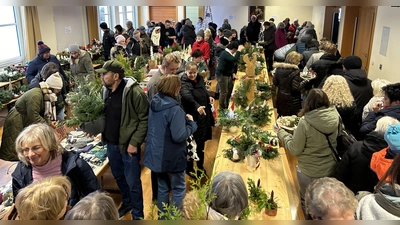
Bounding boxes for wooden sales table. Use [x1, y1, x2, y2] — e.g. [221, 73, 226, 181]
[212, 69, 303, 220]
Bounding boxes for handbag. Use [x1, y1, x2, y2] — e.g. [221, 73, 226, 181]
[336, 117, 357, 157]
[187, 135, 199, 161]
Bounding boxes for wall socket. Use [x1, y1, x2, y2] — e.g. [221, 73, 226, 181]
[379, 64, 382, 70]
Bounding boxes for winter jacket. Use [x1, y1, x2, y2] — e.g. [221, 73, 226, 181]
[362, 96, 383, 121]
[130, 38, 150, 59]
[239, 27, 247, 45]
[182, 25, 196, 47]
[192, 40, 210, 63]
[301, 47, 319, 67]
[26, 54, 67, 82]
[180, 74, 213, 141]
[343, 69, 373, 123]
[187, 57, 208, 74]
[143, 93, 197, 173]
[69, 50, 94, 82]
[356, 183, 400, 220]
[216, 49, 240, 77]
[0, 88, 46, 161]
[275, 28, 288, 49]
[360, 104, 400, 136]
[310, 53, 338, 88]
[110, 44, 128, 59]
[146, 69, 163, 102]
[246, 21, 261, 44]
[305, 51, 324, 69]
[263, 26, 276, 50]
[102, 28, 116, 60]
[278, 106, 340, 177]
[273, 63, 309, 117]
[335, 131, 388, 194]
[12, 150, 100, 206]
[336, 103, 360, 138]
[370, 147, 396, 180]
[215, 37, 229, 57]
[288, 24, 297, 43]
[102, 77, 149, 151]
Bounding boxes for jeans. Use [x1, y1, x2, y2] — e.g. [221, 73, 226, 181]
[157, 171, 186, 220]
[217, 75, 234, 109]
[57, 108, 64, 120]
[107, 143, 144, 219]
[296, 165, 317, 219]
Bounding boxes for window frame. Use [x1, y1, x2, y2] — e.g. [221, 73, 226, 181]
[98, 6, 138, 39]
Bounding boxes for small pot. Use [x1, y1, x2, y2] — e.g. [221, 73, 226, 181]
[80, 116, 105, 136]
[265, 208, 277, 216]
[229, 126, 239, 133]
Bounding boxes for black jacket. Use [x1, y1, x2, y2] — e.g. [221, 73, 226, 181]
[336, 102, 360, 139]
[12, 150, 101, 206]
[335, 131, 388, 194]
[263, 26, 276, 50]
[301, 47, 319, 67]
[310, 53, 337, 88]
[102, 29, 116, 59]
[360, 104, 400, 136]
[247, 21, 262, 44]
[182, 25, 196, 47]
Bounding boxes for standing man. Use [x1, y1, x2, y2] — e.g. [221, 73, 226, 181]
[263, 21, 276, 72]
[161, 20, 176, 48]
[100, 22, 116, 60]
[195, 17, 204, 33]
[95, 59, 149, 220]
[246, 15, 262, 45]
[126, 20, 134, 38]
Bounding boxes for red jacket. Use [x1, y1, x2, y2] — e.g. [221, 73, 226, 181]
[288, 24, 297, 43]
[192, 40, 210, 64]
[370, 147, 392, 180]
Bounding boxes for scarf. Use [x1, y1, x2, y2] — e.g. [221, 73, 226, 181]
[39, 82, 58, 121]
[151, 27, 161, 46]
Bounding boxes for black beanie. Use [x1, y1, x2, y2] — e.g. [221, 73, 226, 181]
[343, 56, 362, 70]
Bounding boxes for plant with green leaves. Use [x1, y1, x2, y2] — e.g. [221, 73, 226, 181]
[114, 54, 145, 82]
[243, 101, 273, 127]
[233, 78, 253, 109]
[217, 108, 245, 129]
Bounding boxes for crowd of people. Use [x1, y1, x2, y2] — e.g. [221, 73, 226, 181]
[0, 11, 399, 221]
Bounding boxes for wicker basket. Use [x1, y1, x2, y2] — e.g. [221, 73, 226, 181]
[53, 124, 76, 140]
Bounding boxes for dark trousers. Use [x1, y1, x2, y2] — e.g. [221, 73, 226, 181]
[264, 48, 274, 72]
[217, 75, 234, 109]
[107, 143, 144, 219]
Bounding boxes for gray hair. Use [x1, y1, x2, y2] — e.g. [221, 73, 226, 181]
[209, 171, 248, 219]
[371, 78, 392, 97]
[375, 116, 399, 135]
[64, 191, 119, 220]
[305, 177, 357, 219]
[126, 20, 133, 27]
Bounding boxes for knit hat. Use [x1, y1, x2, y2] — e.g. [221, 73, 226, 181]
[115, 35, 126, 44]
[37, 41, 51, 55]
[197, 29, 204, 38]
[45, 72, 63, 89]
[223, 29, 233, 38]
[343, 55, 362, 70]
[138, 26, 146, 31]
[384, 123, 400, 154]
[68, 44, 80, 53]
[95, 59, 124, 74]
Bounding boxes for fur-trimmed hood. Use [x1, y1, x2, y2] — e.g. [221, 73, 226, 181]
[273, 62, 299, 70]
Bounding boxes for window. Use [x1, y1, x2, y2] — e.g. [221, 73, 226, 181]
[98, 6, 138, 39]
[0, 6, 24, 67]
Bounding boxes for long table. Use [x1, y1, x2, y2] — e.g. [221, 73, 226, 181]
[213, 69, 303, 220]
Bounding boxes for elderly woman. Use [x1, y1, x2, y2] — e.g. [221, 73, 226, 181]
[9, 175, 72, 220]
[143, 74, 197, 219]
[273, 51, 311, 116]
[335, 116, 398, 194]
[64, 191, 119, 220]
[275, 88, 340, 217]
[305, 177, 358, 220]
[0, 73, 64, 161]
[180, 62, 214, 177]
[131, 29, 151, 59]
[68, 44, 94, 84]
[362, 78, 392, 121]
[110, 35, 128, 59]
[11, 123, 100, 206]
[275, 22, 288, 49]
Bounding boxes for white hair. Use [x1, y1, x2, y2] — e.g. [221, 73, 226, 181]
[375, 116, 399, 135]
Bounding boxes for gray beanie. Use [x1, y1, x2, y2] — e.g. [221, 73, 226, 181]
[68, 44, 80, 53]
[197, 29, 204, 38]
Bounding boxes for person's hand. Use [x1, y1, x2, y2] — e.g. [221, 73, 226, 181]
[50, 121, 57, 129]
[233, 73, 238, 79]
[197, 106, 206, 115]
[273, 123, 281, 133]
[186, 114, 194, 121]
[238, 45, 245, 52]
[209, 97, 214, 104]
[373, 101, 384, 113]
[127, 144, 137, 157]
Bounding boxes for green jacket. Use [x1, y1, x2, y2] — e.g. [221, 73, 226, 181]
[70, 50, 95, 82]
[0, 88, 46, 161]
[278, 106, 339, 177]
[216, 49, 240, 76]
[187, 57, 208, 74]
[102, 77, 149, 152]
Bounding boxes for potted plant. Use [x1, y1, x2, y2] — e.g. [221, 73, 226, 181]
[264, 190, 278, 216]
[247, 178, 265, 205]
[217, 108, 245, 132]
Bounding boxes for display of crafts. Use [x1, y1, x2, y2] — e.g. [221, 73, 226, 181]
[276, 115, 300, 131]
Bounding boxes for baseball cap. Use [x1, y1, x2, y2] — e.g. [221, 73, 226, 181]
[95, 59, 124, 74]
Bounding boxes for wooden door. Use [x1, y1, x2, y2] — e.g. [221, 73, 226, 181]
[149, 6, 177, 24]
[353, 6, 377, 74]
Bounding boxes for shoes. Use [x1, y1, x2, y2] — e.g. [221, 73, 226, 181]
[118, 203, 132, 219]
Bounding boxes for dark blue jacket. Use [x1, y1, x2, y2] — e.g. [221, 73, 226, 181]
[360, 104, 400, 136]
[25, 54, 67, 82]
[143, 93, 197, 173]
[12, 150, 100, 206]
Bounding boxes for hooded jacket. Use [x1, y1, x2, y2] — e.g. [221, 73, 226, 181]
[69, 49, 94, 81]
[278, 106, 340, 177]
[143, 93, 197, 173]
[335, 131, 388, 194]
[25, 54, 67, 82]
[310, 53, 338, 88]
[182, 24, 196, 47]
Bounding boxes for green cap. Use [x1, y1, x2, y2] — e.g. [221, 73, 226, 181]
[95, 59, 124, 74]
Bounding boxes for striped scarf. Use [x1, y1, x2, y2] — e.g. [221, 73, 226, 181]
[39, 82, 58, 121]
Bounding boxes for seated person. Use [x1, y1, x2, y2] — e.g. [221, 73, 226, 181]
[356, 153, 400, 220]
[305, 177, 357, 220]
[13, 175, 71, 220]
[12, 123, 100, 206]
[360, 83, 400, 136]
[64, 191, 119, 220]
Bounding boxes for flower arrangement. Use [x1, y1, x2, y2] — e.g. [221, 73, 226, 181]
[114, 54, 146, 82]
[247, 178, 278, 214]
[254, 80, 272, 103]
[244, 101, 273, 127]
[217, 108, 245, 129]
[233, 78, 253, 109]
[238, 43, 265, 74]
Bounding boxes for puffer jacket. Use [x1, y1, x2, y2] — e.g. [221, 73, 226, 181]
[0, 88, 46, 161]
[69, 49, 94, 82]
[12, 150, 100, 206]
[335, 131, 388, 194]
[278, 106, 340, 177]
[180, 74, 214, 141]
[143, 93, 197, 173]
[310, 53, 338, 88]
[25, 54, 67, 82]
[182, 25, 196, 47]
[273, 62, 309, 116]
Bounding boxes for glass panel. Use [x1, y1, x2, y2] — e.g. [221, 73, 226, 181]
[0, 6, 16, 24]
[127, 12, 132, 21]
[119, 6, 123, 12]
[119, 13, 124, 25]
[127, 6, 132, 12]
[0, 25, 20, 60]
[99, 6, 107, 14]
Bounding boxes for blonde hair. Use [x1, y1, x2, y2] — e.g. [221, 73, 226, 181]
[371, 78, 392, 97]
[375, 116, 399, 135]
[15, 123, 63, 166]
[15, 175, 71, 220]
[162, 52, 181, 68]
[324, 42, 337, 55]
[322, 75, 354, 108]
[285, 51, 303, 65]
[185, 61, 198, 71]
[204, 28, 212, 38]
[156, 74, 181, 97]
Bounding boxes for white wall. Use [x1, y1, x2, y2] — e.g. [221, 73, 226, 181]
[210, 6, 248, 31]
[265, 6, 313, 27]
[368, 6, 400, 82]
[311, 6, 326, 40]
[37, 6, 57, 53]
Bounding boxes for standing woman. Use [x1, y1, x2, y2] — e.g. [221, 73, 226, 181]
[274, 88, 340, 217]
[68, 44, 95, 83]
[273, 51, 310, 117]
[143, 75, 197, 219]
[275, 22, 288, 49]
[180, 62, 214, 177]
[151, 26, 161, 53]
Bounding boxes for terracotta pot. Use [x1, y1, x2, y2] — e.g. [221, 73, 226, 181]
[265, 208, 277, 216]
[229, 126, 239, 133]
